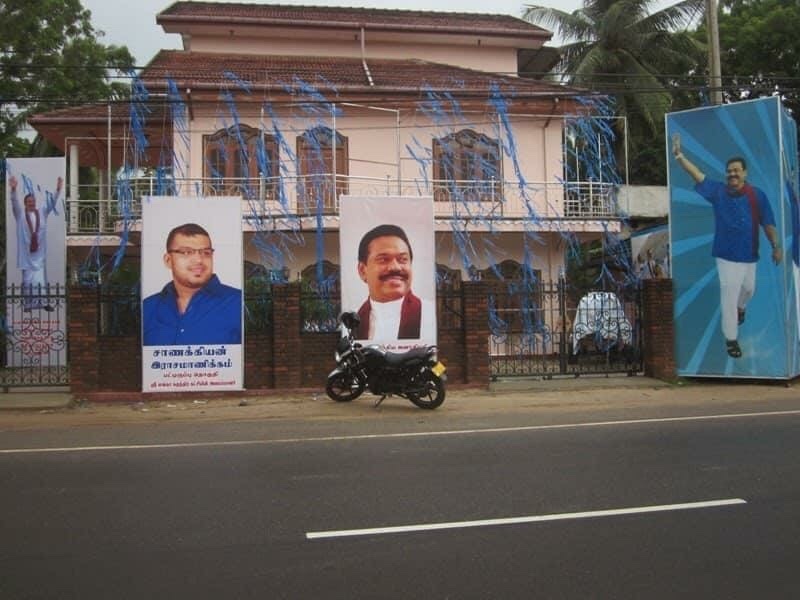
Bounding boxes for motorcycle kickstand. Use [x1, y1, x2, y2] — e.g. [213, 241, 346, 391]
[374, 395, 387, 408]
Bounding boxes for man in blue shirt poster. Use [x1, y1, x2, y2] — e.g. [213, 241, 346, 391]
[143, 223, 242, 345]
[672, 133, 783, 359]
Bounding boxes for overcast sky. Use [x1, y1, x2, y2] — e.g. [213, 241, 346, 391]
[82, 0, 588, 65]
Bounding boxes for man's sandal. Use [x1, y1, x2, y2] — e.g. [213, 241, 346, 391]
[726, 340, 742, 358]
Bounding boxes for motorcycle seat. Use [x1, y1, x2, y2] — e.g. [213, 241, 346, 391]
[384, 346, 430, 366]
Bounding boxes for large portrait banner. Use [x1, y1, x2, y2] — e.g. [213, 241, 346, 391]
[4, 157, 67, 368]
[339, 195, 437, 351]
[667, 97, 795, 378]
[141, 196, 243, 392]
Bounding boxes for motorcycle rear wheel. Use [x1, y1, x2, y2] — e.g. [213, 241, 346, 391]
[408, 373, 445, 409]
[326, 372, 365, 402]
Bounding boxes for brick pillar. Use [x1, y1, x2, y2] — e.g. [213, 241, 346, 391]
[272, 282, 302, 389]
[244, 332, 274, 389]
[462, 280, 490, 386]
[642, 278, 676, 380]
[68, 285, 99, 394]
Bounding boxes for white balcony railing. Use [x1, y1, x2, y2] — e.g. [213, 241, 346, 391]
[66, 175, 620, 235]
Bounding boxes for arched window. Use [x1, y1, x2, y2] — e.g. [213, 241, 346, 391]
[432, 129, 502, 202]
[203, 125, 279, 199]
[297, 126, 348, 212]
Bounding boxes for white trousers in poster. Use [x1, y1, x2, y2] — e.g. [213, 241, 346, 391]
[716, 257, 756, 342]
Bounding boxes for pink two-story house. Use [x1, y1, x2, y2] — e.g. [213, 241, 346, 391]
[29, 1, 620, 286]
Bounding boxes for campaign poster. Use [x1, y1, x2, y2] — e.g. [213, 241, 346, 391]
[666, 97, 794, 378]
[339, 195, 436, 351]
[781, 103, 800, 376]
[4, 157, 67, 368]
[141, 196, 243, 392]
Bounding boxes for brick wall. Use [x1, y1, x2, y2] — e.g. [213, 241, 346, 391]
[99, 336, 140, 391]
[462, 281, 490, 385]
[67, 286, 99, 394]
[436, 329, 465, 383]
[641, 278, 676, 380]
[244, 332, 274, 389]
[300, 333, 338, 386]
[67, 279, 675, 396]
[271, 283, 301, 389]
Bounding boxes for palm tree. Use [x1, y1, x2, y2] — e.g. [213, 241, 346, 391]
[523, 0, 706, 182]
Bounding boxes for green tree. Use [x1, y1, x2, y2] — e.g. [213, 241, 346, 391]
[0, 0, 135, 158]
[522, 0, 706, 183]
[707, 0, 800, 114]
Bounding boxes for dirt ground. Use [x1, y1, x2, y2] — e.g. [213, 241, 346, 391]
[1, 377, 798, 430]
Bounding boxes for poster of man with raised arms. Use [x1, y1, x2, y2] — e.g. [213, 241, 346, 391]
[4, 157, 67, 368]
[667, 97, 796, 378]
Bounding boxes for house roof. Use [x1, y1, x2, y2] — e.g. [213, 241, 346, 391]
[28, 52, 588, 168]
[157, 1, 551, 40]
[140, 50, 574, 99]
[29, 102, 168, 124]
[28, 102, 171, 169]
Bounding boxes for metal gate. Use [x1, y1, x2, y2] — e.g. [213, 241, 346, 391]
[488, 279, 643, 378]
[1, 284, 69, 388]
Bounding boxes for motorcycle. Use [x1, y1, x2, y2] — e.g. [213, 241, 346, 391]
[325, 311, 447, 409]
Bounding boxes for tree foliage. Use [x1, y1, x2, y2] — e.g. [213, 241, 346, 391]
[522, 0, 707, 183]
[709, 0, 800, 114]
[0, 0, 134, 158]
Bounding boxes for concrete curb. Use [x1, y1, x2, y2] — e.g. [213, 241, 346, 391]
[0, 375, 793, 413]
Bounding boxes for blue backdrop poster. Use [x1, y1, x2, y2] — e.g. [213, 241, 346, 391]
[667, 97, 796, 378]
[782, 104, 800, 376]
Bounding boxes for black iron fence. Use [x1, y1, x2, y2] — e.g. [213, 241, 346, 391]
[1, 277, 643, 389]
[300, 279, 340, 333]
[488, 279, 642, 378]
[99, 285, 141, 336]
[437, 272, 463, 331]
[1, 284, 69, 387]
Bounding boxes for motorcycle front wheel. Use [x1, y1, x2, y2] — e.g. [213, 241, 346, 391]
[325, 371, 365, 402]
[408, 372, 445, 409]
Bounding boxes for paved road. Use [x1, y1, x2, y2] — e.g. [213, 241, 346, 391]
[1, 391, 799, 599]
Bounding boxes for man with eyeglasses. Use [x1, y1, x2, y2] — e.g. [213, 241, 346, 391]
[142, 222, 242, 345]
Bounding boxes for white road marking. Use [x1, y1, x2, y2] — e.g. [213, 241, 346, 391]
[1, 409, 799, 454]
[305, 498, 748, 540]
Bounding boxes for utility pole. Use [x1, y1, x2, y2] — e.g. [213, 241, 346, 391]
[706, 0, 723, 105]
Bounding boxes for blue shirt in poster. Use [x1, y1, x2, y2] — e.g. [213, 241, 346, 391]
[695, 178, 775, 263]
[143, 274, 242, 345]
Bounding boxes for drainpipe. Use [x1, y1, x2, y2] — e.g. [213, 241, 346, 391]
[332, 104, 337, 208]
[396, 109, 401, 194]
[69, 141, 79, 233]
[103, 102, 112, 233]
[360, 27, 374, 87]
[543, 97, 558, 216]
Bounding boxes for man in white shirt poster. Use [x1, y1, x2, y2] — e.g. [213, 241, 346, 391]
[340, 196, 436, 350]
[355, 224, 430, 341]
